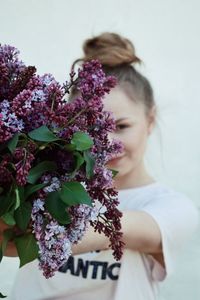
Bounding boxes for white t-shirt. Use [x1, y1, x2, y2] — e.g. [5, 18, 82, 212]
[9, 182, 199, 300]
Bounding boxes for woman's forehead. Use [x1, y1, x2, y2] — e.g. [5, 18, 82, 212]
[103, 87, 144, 118]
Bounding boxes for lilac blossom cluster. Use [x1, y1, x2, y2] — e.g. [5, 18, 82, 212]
[0, 44, 124, 278]
[32, 198, 72, 278]
[32, 195, 98, 278]
[32, 175, 99, 277]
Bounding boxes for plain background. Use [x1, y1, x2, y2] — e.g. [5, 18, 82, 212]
[0, 0, 200, 299]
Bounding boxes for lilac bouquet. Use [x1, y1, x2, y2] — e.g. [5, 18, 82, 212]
[0, 44, 124, 284]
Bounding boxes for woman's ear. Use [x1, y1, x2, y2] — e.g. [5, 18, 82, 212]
[147, 105, 157, 135]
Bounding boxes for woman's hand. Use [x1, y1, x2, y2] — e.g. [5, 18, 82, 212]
[0, 220, 18, 257]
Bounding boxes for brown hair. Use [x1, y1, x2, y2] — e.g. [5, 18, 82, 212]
[72, 32, 155, 113]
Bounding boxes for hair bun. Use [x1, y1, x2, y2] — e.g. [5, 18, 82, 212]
[82, 32, 141, 67]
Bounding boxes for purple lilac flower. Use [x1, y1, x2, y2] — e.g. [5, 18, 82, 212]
[40, 74, 56, 86]
[1, 110, 24, 131]
[67, 204, 98, 244]
[32, 198, 45, 213]
[43, 176, 61, 193]
[90, 167, 113, 189]
[0, 45, 26, 101]
[77, 60, 116, 98]
[32, 198, 98, 278]
[32, 198, 71, 278]
[14, 147, 35, 186]
[0, 100, 24, 142]
[0, 44, 124, 276]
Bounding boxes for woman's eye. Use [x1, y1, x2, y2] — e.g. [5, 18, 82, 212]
[116, 124, 129, 130]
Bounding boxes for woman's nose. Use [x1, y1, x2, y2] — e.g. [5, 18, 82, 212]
[108, 131, 117, 141]
[108, 131, 123, 144]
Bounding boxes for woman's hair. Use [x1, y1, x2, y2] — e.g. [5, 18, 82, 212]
[71, 32, 155, 113]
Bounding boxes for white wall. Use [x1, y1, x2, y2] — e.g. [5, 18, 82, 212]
[0, 0, 200, 299]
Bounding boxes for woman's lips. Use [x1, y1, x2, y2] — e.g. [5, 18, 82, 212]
[108, 154, 125, 164]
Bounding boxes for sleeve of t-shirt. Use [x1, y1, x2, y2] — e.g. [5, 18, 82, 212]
[140, 191, 199, 282]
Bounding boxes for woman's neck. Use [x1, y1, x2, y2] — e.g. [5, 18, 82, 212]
[113, 162, 155, 190]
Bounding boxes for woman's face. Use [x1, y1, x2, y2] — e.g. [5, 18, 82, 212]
[104, 86, 155, 184]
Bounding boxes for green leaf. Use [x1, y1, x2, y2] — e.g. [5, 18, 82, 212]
[66, 152, 84, 179]
[71, 132, 93, 151]
[83, 150, 95, 179]
[14, 233, 39, 267]
[1, 212, 16, 226]
[74, 152, 84, 170]
[0, 194, 15, 217]
[0, 187, 3, 194]
[28, 125, 59, 142]
[18, 186, 25, 203]
[109, 168, 119, 178]
[0, 292, 6, 298]
[45, 191, 71, 224]
[63, 144, 76, 152]
[14, 187, 21, 210]
[14, 202, 32, 231]
[24, 183, 47, 200]
[0, 228, 14, 262]
[60, 181, 92, 207]
[7, 133, 19, 153]
[27, 161, 57, 184]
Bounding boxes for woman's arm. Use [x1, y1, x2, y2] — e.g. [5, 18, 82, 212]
[72, 210, 163, 255]
[1, 211, 163, 261]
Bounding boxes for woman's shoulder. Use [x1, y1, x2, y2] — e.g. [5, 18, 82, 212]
[138, 182, 199, 231]
[119, 181, 191, 201]
[118, 181, 199, 217]
[147, 182, 198, 210]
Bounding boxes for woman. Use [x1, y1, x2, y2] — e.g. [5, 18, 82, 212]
[9, 32, 199, 300]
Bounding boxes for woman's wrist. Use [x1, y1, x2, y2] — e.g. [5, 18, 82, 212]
[72, 227, 110, 255]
